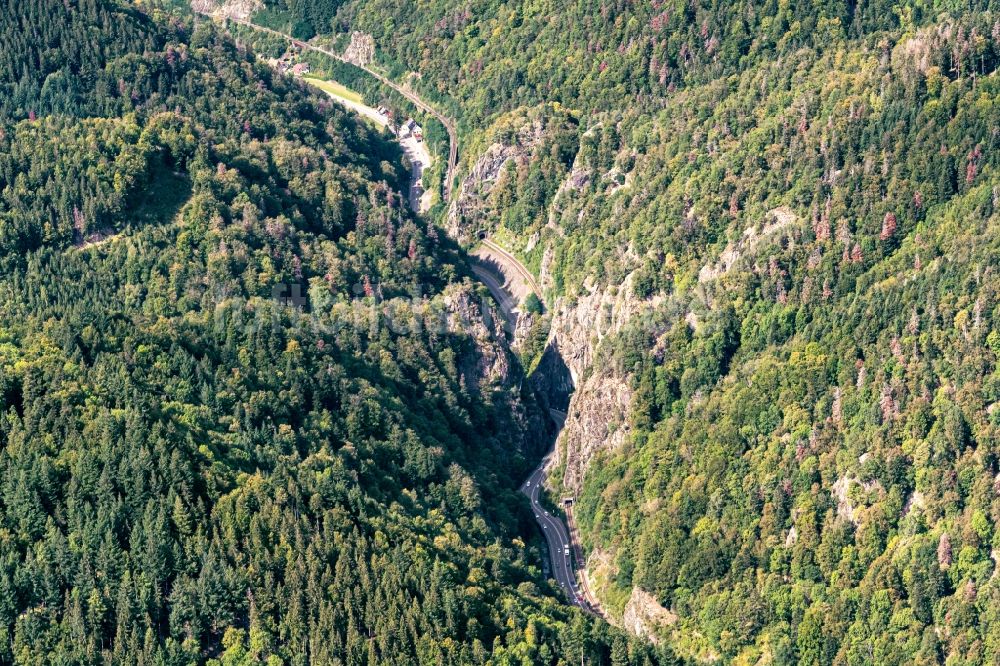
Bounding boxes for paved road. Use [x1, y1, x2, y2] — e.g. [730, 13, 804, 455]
[308, 80, 433, 213]
[203, 5, 603, 619]
[470, 237, 543, 336]
[469, 238, 541, 334]
[215, 16, 459, 201]
[519, 409, 593, 610]
[474, 254, 595, 612]
[470, 263, 518, 333]
[480, 238, 543, 298]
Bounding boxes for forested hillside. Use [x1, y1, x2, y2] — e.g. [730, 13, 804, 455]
[270, 0, 1000, 661]
[0, 1, 671, 663]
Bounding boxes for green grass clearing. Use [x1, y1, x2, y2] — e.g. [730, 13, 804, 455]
[303, 76, 364, 104]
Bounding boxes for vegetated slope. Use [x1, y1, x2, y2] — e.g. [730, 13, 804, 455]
[281, 0, 962, 130]
[0, 2, 674, 664]
[282, 0, 1000, 661]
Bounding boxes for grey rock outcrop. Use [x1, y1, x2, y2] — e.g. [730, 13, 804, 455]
[190, 0, 261, 20]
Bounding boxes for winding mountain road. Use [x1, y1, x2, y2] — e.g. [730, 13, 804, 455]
[520, 409, 589, 610]
[479, 238, 542, 298]
[470, 251, 597, 611]
[215, 16, 459, 200]
[474, 252, 597, 613]
[469, 263, 519, 332]
[209, 11, 599, 617]
[519, 411, 603, 615]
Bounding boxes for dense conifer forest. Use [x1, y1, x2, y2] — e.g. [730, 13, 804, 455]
[0, 1, 669, 663]
[10, 0, 1000, 660]
[267, 0, 1000, 661]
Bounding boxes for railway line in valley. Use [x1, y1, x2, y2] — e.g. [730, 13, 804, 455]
[208, 11, 597, 617]
[474, 252, 600, 615]
[214, 16, 459, 201]
[519, 410, 604, 615]
[478, 238, 542, 298]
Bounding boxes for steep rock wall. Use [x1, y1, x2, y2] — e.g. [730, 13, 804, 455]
[190, 0, 261, 20]
[544, 271, 663, 491]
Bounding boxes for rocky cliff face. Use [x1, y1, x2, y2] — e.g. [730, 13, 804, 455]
[343, 32, 376, 67]
[190, 0, 261, 20]
[445, 107, 662, 496]
[543, 271, 663, 491]
[446, 116, 548, 242]
[447, 108, 667, 627]
[443, 285, 514, 390]
[442, 284, 552, 455]
[622, 587, 678, 644]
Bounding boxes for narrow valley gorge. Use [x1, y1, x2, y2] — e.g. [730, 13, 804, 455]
[6, 0, 1000, 662]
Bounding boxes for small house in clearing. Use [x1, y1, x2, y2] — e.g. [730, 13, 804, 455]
[400, 118, 423, 141]
[291, 62, 311, 76]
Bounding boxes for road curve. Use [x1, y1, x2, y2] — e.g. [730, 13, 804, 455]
[520, 446, 587, 610]
[521, 411, 605, 616]
[202, 4, 602, 621]
[212, 16, 459, 200]
[480, 238, 542, 299]
[469, 263, 518, 333]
